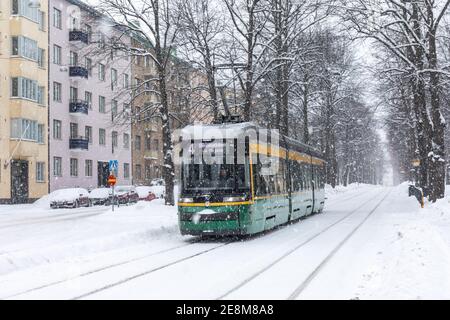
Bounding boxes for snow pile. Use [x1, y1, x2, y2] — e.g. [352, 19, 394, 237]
[0, 200, 180, 276]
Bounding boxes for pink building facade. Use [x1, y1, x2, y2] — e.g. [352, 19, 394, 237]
[49, 0, 132, 191]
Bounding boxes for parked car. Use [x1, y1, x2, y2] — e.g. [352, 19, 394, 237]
[50, 188, 90, 209]
[89, 188, 112, 206]
[135, 186, 157, 202]
[149, 185, 165, 199]
[113, 186, 139, 205]
[150, 178, 165, 186]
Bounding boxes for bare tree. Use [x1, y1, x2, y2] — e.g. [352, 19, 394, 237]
[177, 0, 224, 120]
[97, 0, 181, 205]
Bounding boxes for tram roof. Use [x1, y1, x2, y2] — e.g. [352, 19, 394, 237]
[180, 122, 324, 160]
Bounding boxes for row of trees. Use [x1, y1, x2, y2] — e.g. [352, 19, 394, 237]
[94, 0, 447, 204]
[338, 0, 449, 201]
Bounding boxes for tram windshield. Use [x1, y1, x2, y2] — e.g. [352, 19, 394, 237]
[181, 140, 250, 194]
[182, 163, 249, 193]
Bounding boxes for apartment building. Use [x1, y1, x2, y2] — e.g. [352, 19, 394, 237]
[130, 47, 213, 186]
[0, 0, 49, 203]
[130, 37, 164, 186]
[48, 0, 132, 191]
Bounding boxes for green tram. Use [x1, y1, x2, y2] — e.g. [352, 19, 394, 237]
[177, 122, 326, 236]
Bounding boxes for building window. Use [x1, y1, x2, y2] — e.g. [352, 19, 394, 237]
[36, 162, 45, 182]
[135, 164, 142, 180]
[153, 139, 159, 151]
[38, 48, 45, 68]
[98, 63, 105, 81]
[123, 133, 130, 149]
[70, 158, 78, 177]
[53, 120, 62, 140]
[53, 8, 62, 29]
[99, 128, 106, 145]
[145, 136, 151, 150]
[85, 126, 92, 144]
[69, 51, 78, 66]
[53, 157, 62, 177]
[37, 86, 45, 105]
[85, 57, 92, 76]
[111, 68, 118, 90]
[53, 82, 62, 102]
[70, 123, 78, 139]
[12, 0, 39, 22]
[85, 160, 93, 177]
[111, 99, 118, 119]
[85, 91, 93, 109]
[38, 10, 46, 31]
[11, 77, 38, 101]
[99, 96, 106, 113]
[11, 36, 38, 61]
[10, 118, 38, 141]
[124, 163, 130, 179]
[135, 135, 141, 151]
[112, 131, 118, 148]
[38, 124, 44, 143]
[85, 24, 92, 42]
[53, 45, 61, 65]
[123, 74, 129, 88]
[70, 86, 78, 102]
[145, 165, 151, 179]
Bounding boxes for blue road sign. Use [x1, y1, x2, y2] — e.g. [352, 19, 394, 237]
[109, 160, 119, 174]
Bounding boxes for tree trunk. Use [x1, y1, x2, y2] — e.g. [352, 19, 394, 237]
[428, 28, 446, 201]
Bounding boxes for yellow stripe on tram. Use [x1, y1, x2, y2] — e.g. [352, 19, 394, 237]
[178, 201, 253, 207]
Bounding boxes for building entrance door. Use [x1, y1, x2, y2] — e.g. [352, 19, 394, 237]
[97, 162, 109, 187]
[11, 160, 29, 204]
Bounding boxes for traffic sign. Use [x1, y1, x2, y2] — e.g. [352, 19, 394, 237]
[109, 160, 119, 175]
[108, 175, 117, 186]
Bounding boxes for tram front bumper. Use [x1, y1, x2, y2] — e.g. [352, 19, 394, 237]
[178, 210, 244, 236]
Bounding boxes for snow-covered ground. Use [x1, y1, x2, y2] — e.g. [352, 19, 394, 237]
[0, 183, 449, 300]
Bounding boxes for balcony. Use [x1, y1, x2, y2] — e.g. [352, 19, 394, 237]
[69, 137, 89, 150]
[69, 100, 89, 115]
[69, 66, 89, 79]
[69, 29, 90, 44]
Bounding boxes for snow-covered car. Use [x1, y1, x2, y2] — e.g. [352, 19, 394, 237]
[135, 186, 157, 202]
[150, 178, 165, 186]
[113, 186, 139, 205]
[89, 188, 112, 206]
[49, 188, 90, 209]
[149, 185, 165, 199]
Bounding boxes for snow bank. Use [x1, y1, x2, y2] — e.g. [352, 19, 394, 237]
[0, 200, 180, 276]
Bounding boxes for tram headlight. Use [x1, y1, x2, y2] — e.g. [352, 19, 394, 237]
[179, 197, 194, 203]
[223, 196, 247, 203]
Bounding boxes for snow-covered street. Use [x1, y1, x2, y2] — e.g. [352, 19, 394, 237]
[0, 184, 449, 300]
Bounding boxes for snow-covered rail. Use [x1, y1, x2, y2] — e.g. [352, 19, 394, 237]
[287, 190, 391, 299]
[217, 189, 390, 300]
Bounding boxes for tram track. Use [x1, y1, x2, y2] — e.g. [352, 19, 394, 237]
[71, 240, 233, 300]
[1, 237, 210, 299]
[287, 189, 392, 299]
[217, 189, 390, 300]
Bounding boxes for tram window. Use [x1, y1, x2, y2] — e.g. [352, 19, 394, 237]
[292, 161, 304, 192]
[302, 163, 310, 190]
[254, 163, 269, 196]
[236, 163, 250, 190]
